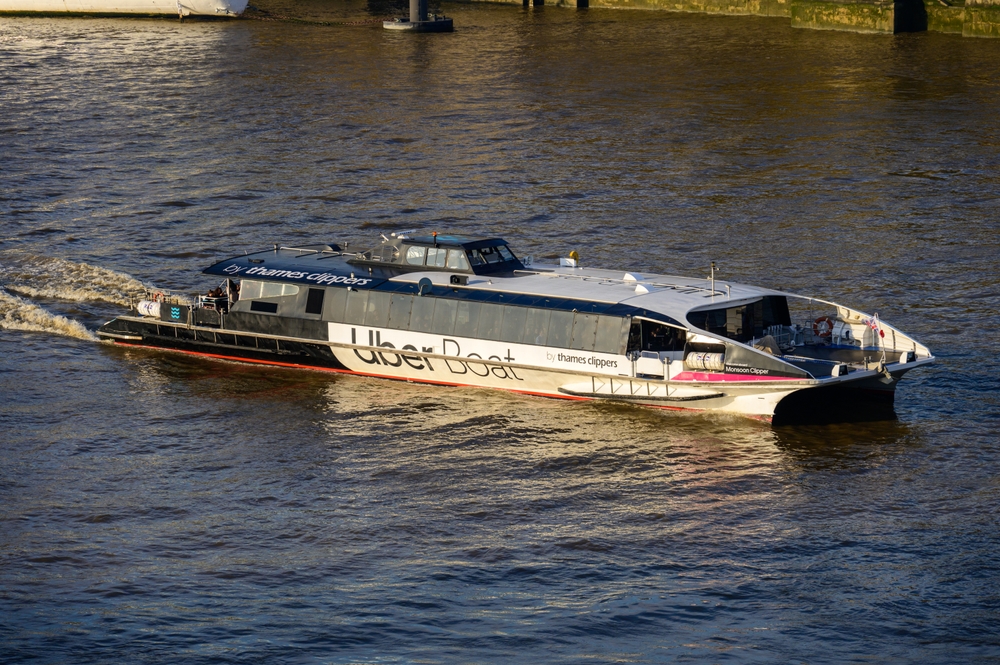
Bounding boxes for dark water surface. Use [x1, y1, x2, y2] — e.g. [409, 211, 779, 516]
[2, 4, 1000, 662]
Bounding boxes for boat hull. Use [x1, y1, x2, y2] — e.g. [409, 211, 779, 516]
[97, 314, 915, 423]
[0, 0, 247, 16]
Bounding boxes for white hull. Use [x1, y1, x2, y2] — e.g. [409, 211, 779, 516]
[0, 0, 247, 16]
[322, 323, 915, 421]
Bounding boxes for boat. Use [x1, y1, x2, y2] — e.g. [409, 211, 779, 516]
[96, 233, 934, 424]
[0, 0, 247, 17]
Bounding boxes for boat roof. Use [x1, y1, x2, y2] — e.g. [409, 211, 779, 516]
[203, 241, 785, 328]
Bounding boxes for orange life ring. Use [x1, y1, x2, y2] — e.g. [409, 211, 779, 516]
[153, 291, 164, 302]
[813, 316, 834, 338]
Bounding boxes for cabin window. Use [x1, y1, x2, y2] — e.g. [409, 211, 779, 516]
[446, 250, 470, 271]
[571, 313, 600, 351]
[430, 298, 458, 335]
[426, 247, 447, 268]
[250, 301, 279, 314]
[477, 303, 503, 341]
[500, 306, 528, 344]
[388, 294, 413, 329]
[409, 295, 436, 333]
[344, 289, 369, 325]
[406, 246, 426, 265]
[595, 316, 627, 354]
[305, 289, 325, 315]
[264, 283, 297, 298]
[498, 245, 516, 262]
[546, 310, 575, 348]
[466, 250, 485, 267]
[480, 246, 503, 264]
[240, 280, 299, 300]
[454, 301, 481, 337]
[364, 291, 390, 328]
[383, 245, 400, 263]
[686, 296, 790, 343]
[324, 287, 348, 322]
[635, 320, 686, 352]
[522, 308, 551, 345]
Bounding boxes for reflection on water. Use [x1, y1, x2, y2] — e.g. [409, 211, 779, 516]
[2, 5, 999, 662]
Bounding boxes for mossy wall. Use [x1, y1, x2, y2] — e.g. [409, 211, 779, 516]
[789, 0, 896, 32]
[964, 0, 1000, 35]
[587, 0, 790, 16]
[925, 2, 965, 33]
[463, 0, 1000, 35]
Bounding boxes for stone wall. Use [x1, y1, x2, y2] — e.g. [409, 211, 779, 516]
[472, 0, 1000, 36]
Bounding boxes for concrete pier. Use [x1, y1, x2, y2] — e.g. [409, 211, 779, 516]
[384, 0, 454, 31]
[484, 0, 1000, 35]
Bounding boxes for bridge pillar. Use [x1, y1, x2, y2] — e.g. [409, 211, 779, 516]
[410, 0, 427, 22]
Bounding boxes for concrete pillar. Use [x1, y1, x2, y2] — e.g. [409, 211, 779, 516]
[410, 0, 427, 22]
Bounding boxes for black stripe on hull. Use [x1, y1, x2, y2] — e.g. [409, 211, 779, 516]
[98, 317, 348, 371]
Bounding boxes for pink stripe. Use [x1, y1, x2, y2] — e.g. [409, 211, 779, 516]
[670, 371, 796, 382]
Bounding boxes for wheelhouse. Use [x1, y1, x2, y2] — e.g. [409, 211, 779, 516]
[349, 235, 524, 275]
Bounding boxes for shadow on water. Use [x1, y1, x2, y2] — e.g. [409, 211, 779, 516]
[771, 418, 917, 464]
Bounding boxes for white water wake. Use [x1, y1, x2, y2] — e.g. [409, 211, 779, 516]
[0, 287, 98, 342]
[0, 255, 151, 307]
[0, 254, 156, 342]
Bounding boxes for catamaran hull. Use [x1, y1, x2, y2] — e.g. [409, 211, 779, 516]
[97, 315, 920, 423]
[0, 0, 247, 16]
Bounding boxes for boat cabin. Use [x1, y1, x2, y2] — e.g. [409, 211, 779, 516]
[349, 235, 524, 275]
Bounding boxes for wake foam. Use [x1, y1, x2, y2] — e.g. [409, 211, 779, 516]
[0, 255, 151, 307]
[0, 287, 98, 342]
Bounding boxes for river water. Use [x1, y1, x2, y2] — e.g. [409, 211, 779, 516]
[2, 4, 999, 662]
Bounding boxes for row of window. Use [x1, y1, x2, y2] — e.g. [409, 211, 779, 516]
[405, 246, 471, 270]
[360, 244, 519, 271]
[323, 288, 628, 354]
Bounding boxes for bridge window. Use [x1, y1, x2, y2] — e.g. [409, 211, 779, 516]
[446, 249, 470, 271]
[426, 247, 447, 268]
[406, 246, 426, 266]
[479, 246, 503, 264]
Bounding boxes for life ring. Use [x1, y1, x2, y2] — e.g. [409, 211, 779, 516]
[153, 291, 164, 302]
[813, 316, 834, 338]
